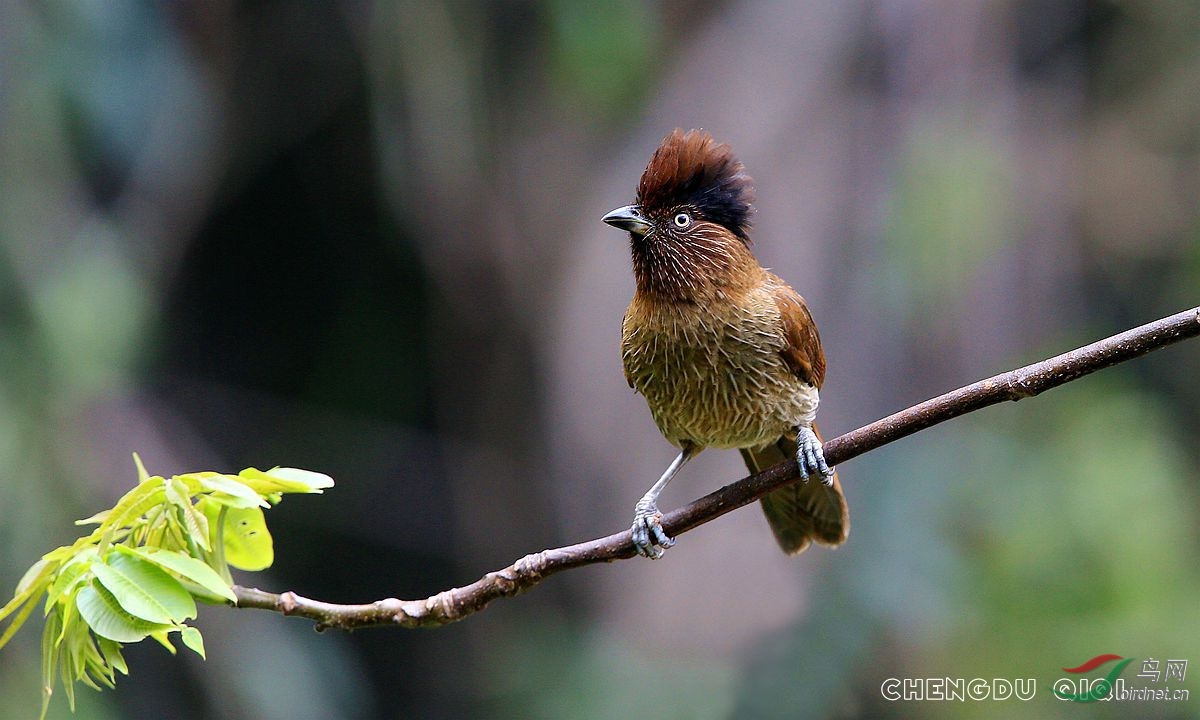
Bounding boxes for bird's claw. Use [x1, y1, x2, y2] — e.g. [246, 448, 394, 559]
[631, 502, 674, 559]
[795, 426, 834, 486]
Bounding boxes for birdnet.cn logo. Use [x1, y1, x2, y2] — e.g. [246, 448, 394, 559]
[1052, 654, 1189, 703]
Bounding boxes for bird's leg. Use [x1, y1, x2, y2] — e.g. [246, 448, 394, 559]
[631, 442, 698, 559]
[794, 425, 833, 485]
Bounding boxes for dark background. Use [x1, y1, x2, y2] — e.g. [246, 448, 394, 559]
[1, 2, 1198, 718]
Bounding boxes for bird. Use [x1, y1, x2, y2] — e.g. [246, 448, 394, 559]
[602, 128, 848, 559]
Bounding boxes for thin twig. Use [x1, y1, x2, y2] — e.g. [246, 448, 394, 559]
[232, 306, 1200, 630]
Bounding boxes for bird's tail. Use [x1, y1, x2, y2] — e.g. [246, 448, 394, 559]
[740, 425, 849, 555]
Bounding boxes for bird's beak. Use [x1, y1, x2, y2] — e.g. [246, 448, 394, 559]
[602, 205, 650, 237]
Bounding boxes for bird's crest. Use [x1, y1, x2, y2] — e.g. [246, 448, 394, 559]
[636, 128, 755, 242]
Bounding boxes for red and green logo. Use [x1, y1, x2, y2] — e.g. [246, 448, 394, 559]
[1054, 654, 1135, 702]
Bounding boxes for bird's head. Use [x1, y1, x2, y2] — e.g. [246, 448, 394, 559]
[603, 129, 758, 300]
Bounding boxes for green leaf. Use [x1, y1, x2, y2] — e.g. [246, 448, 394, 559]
[64, 618, 91, 692]
[122, 546, 236, 602]
[148, 629, 177, 654]
[15, 557, 55, 597]
[59, 635, 77, 709]
[236, 466, 334, 495]
[132, 452, 151, 484]
[1, 584, 44, 650]
[44, 551, 96, 614]
[91, 552, 196, 624]
[44, 532, 105, 562]
[74, 509, 110, 525]
[4, 555, 63, 649]
[97, 636, 127, 676]
[40, 608, 61, 720]
[75, 581, 172, 643]
[82, 633, 117, 689]
[91, 478, 165, 539]
[2, 453, 342, 718]
[53, 587, 81, 649]
[2, 556, 55, 626]
[3, 454, 338, 717]
[180, 626, 206, 659]
[216, 505, 274, 571]
[165, 477, 211, 552]
[38, 544, 80, 565]
[268, 466, 335, 490]
[193, 473, 270, 508]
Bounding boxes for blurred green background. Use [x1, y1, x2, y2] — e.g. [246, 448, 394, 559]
[2, 1, 1198, 718]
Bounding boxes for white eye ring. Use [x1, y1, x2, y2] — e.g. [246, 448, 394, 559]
[673, 212, 692, 228]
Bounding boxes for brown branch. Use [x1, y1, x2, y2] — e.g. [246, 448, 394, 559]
[232, 306, 1200, 630]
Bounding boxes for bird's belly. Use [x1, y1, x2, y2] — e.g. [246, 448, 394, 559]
[622, 314, 818, 449]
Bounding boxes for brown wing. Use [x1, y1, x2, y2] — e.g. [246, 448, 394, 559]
[770, 279, 826, 389]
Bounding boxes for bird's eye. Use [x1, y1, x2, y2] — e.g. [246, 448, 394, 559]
[673, 212, 692, 228]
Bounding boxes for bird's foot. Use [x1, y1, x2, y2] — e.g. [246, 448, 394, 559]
[630, 499, 674, 559]
[795, 426, 834, 486]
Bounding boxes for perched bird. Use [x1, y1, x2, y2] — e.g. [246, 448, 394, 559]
[602, 128, 849, 558]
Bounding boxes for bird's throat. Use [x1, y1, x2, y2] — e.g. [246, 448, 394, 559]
[630, 232, 760, 303]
